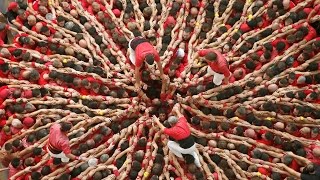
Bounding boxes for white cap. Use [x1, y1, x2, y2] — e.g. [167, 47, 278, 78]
[176, 48, 185, 58]
[12, 119, 23, 128]
[88, 158, 98, 167]
[45, 13, 55, 20]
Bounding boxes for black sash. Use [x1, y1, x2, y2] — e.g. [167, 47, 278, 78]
[178, 135, 195, 149]
[130, 37, 149, 50]
[48, 143, 63, 154]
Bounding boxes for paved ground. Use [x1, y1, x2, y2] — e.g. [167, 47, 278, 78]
[0, 163, 8, 180]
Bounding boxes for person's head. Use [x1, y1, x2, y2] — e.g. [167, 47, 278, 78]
[145, 54, 155, 65]
[311, 128, 319, 138]
[31, 171, 41, 180]
[11, 158, 21, 168]
[167, 116, 178, 126]
[244, 128, 257, 139]
[4, 143, 13, 152]
[304, 163, 315, 174]
[60, 122, 72, 133]
[312, 147, 320, 158]
[204, 52, 217, 62]
[273, 122, 284, 130]
[25, 157, 35, 167]
[33, 147, 42, 156]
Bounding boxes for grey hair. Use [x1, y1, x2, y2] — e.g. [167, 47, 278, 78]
[168, 116, 178, 125]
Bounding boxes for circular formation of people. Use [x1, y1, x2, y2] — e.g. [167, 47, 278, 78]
[0, 0, 320, 179]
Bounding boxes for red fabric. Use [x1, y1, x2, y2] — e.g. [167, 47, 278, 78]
[48, 123, 71, 154]
[79, 88, 90, 95]
[0, 119, 6, 127]
[198, 49, 231, 77]
[163, 117, 190, 140]
[34, 156, 41, 163]
[22, 90, 33, 98]
[303, 8, 313, 14]
[258, 167, 270, 176]
[289, 1, 295, 9]
[87, 4, 106, 15]
[0, 24, 9, 41]
[289, 159, 300, 171]
[256, 139, 273, 146]
[23, 117, 34, 127]
[9, 164, 21, 178]
[271, 38, 289, 51]
[304, 25, 317, 41]
[38, 70, 49, 85]
[135, 42, 160, 67]
[240, 23, 251, 32]
[112, 9, 121, 17]
[163, 16, 176, 29]
[8, 2, 18, 11]
[306, 145, 320, 165]
[0, 87, 10, 99]
[0, 131, 11, 147]
[315, 4, 320, 15]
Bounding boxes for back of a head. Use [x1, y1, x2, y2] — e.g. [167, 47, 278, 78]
[60, 122, 72, 132]
[145, 54, 155, 65]
[205, 52, 217, 61]
[167, 116, 178, 125]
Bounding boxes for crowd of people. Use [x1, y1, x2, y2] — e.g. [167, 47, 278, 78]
[0, 0, 320, 179]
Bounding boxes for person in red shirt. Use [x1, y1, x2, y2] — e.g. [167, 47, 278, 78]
[47, 122, 87, 163]
[195, 48, 231, 85]
[8, 158, 22, 179]
[153, 104, 200, 167]
[128, 36, 165, 89]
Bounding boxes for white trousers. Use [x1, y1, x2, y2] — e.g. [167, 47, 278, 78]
[47, 146, 70, 163]
[207, 66, 225, 85]
[128, 38, 136, 65]
[167, 140, 201, 167]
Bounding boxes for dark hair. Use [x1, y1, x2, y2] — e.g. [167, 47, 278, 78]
[264, 132, 274, 141]
[12, 49, 23, 57]
[267, 9, 276, 20]
[60, 122, 72, 132]
[220, 122, 230, 131]
[143, 54, 155, 66]
[11, 158, 21, 168]
[276, 41, 286, 52]
[40, 26, 49, 34]
[296, 148, 306, 157]
[237, 144, 248, 154]
[31, 172, 41, 180]
[33, 147, 42, 156]
[12, 139, 21, 148]
[247, 19, 257, 29]
[205, 52, 217, 61]
[53, 158, 62, 165]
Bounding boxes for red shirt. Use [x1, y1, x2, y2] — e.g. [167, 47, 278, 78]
[48, 123, 71, 154]
[304, 25, 317, 41]
[199, 49, 231, 77]
[38, 70, 49, 85]
[0, 131, 11, 147]
[163, 117, 190, 140]
[240, 23, 251, 32]
[0, 24, 9, 41]
[289, 159, 300, 171]
[87, 4, 106, 14]
[314, 4, 320, 15]
[28, 0, 40, 11]
[135, 42, 160, 67]
[9, 164, 21, 179]
[306, 145, 320, 165]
